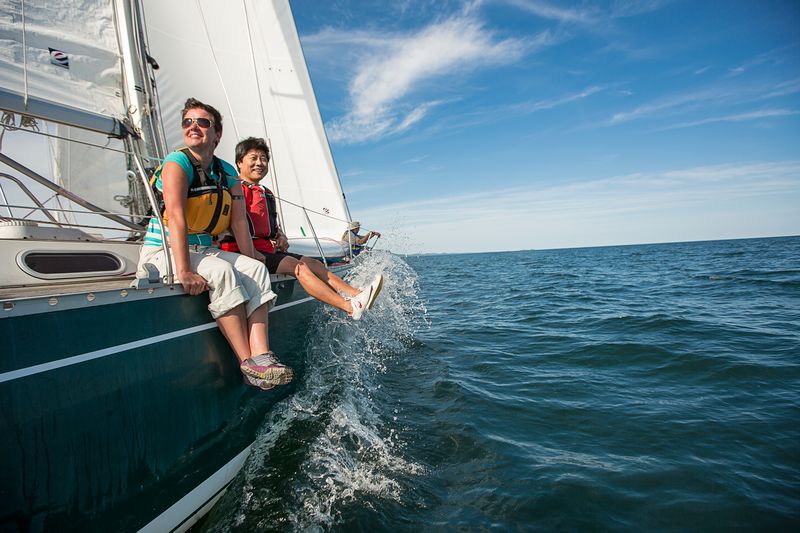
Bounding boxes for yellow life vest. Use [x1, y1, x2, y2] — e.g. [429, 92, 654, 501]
[151, 148, 232, 236]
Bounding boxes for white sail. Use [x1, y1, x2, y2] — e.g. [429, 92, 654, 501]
[141, 0, 351, 241]
[0, 0, 127, 131]
[0, 0, 157, 234]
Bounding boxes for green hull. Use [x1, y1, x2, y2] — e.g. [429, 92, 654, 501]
[0, 276, 323, 532]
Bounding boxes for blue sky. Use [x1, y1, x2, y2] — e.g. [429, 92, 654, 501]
[290, 0, 800, 254]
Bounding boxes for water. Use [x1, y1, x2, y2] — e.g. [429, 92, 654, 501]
[201, 236, 800, 531]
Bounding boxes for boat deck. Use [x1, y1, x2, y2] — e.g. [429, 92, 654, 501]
[0, 277, 137, 301]
[0, 268, 341, 302]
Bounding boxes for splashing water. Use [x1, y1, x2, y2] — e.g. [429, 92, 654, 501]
[203, 251, 428, 531]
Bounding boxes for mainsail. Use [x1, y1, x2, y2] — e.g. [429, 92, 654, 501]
[0, 0, 156, 232]
[142, 0, 351, 241]
[1, 0, 349, 248]
[0, 0, 128, 134]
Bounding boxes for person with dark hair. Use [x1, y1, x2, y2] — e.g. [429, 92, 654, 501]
[137, 99, 292, 391]
[221, 137, 383, 320]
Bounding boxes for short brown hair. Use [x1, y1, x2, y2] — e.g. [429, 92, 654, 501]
[181, 97, 223, 135]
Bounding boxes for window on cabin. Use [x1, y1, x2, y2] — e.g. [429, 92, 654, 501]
[23, 252, 122, 275]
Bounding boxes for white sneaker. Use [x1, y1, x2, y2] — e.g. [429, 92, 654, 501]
[365, 274, 384, 310]
[348, 291, 368, 320]
[349, 274, 384, 321]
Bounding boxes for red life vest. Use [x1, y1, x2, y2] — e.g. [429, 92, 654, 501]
[220, 181, 280, 253]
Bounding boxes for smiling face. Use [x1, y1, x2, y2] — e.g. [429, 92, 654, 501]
[237, 148, 270, 184]
[181, 107, 221, 152]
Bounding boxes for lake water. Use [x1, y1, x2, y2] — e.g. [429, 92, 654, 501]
[201, 236, 800, 531]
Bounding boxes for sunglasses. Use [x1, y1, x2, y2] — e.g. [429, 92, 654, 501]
[181, 117, 214, 129]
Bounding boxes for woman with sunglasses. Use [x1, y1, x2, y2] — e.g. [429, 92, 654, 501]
[137, 97, 292, 391]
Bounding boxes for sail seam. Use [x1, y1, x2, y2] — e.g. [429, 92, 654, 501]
[195, 0, 240, 141]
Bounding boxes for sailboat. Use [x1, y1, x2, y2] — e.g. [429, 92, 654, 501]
[0, 1, 357, 530]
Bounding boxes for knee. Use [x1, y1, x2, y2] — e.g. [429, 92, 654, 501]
[294, 261, 311, 278]
[202, 261, 238, 286]
[300, 256, 322, 271]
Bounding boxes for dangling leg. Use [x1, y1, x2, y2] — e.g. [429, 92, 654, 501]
[299, 256, 359, 297]
[203, 248, 291, 389]
[215, 303, 252, 363]
[247, 302, 269, 356]
[276, 255, 353, 313]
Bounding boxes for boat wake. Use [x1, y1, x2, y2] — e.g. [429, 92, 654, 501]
[202, 251, 428, 531]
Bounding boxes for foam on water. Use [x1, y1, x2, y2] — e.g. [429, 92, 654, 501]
[203, 251, 428, 531]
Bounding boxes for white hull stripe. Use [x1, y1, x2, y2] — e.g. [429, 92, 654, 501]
[0, 296, 314, 384]
[138, 444, 253, 533]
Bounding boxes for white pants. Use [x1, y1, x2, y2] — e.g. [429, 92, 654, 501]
[138, 245, 276, 319]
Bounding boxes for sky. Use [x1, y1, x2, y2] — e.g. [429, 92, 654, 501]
[290, 0, 800, 254]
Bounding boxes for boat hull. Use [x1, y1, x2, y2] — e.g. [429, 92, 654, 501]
[0, 271, 337, 532]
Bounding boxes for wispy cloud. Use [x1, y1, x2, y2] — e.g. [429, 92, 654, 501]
[727, 45, 798, 77]
[659, 109, 799, 130]
[514, 85, 603, 113]
[609, 88, 724, 124]
[608, 77, 800, 126]
[315, 15, 538, 144]
[759, 77, 800, 100]
[402, 155, 428, 165]
[499, 0, 594, 22]
[498, 0, 671, 23]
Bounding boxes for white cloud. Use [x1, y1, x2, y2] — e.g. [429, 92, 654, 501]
[395, 100, 443, 132]
[321, 16, 533, 144]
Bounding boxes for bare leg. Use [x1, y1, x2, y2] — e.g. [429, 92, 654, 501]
[216, 303, 252, 363]
[276, 256, 353, 313]
[247, 303, 270, 356]
[300, 256, 360, 297]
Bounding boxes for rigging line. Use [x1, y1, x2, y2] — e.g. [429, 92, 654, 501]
[3, 204, 149, 220]
[0, 214, 144, 234]
[137, 0, 168, 157]
[195, 0, 239, 141]
[18, 191, 56, 220]
[270, 193, 349, 224]
[21, 0, 28, 108]
[4, 125, 161, 163]
[129, 0, 163, 158]
[242, 0, 269, 141]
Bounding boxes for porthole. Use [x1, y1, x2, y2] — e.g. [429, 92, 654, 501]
[18, 251, 126, 280]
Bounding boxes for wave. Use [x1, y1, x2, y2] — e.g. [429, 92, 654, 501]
[202, 251, 428, 531]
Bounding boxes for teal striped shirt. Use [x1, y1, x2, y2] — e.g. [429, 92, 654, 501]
[144, 150, 238, 247]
